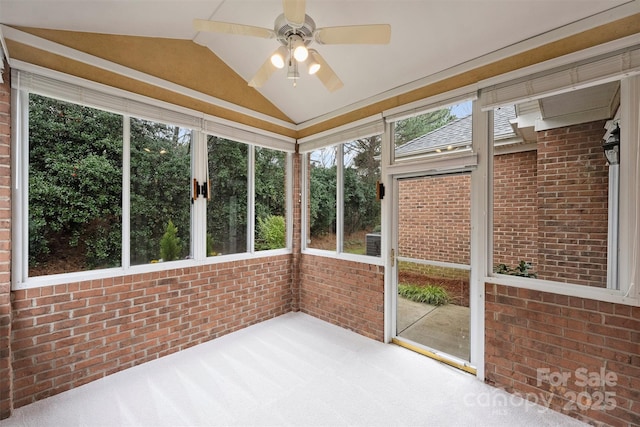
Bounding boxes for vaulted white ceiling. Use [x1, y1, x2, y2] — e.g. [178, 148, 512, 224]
[0, 0, 636, 124]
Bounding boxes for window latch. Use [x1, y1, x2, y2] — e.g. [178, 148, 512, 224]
[192, 179, 209, 201]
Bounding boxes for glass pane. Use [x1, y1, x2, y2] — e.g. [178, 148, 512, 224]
[28, 94, 123, 276]
[343, 138, 381, 256]
[207, 136, 248, 256]
[255, 147, 287, 251]
[397, 174, 471, 361]
[130, 119, 192, 265]
[307, 147, 337, 250]
[492, 81, 619, 287]
[394, 101, 472, 161]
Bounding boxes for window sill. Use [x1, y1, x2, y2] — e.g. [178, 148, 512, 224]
[484, 274, 639, 307]
[13, 249, 293, 291]
[302, 248, 384, 266]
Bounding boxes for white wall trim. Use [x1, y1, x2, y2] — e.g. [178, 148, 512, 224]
[485, 274, 639, 307]
[12, 249, 293, 291]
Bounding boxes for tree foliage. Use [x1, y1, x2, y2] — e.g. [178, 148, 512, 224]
[160, 220, 182, 261]
[207, 136, 248, 254]
[256, 215, 286, 250]
[28, 94, 462, 274]
[394, 108, 456, 145]
[29, 94, 123, 273]
[130, 118, 191, 265]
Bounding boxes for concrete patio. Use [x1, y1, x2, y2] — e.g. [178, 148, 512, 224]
[397, 297, 470, 361]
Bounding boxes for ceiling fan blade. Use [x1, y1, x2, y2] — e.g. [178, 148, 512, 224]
[248, 50, 281, 88]
[314, 24, 391, 45]
[312, 52, 344, 92]
[193, 19, 275, 39]
[283, 0, 306, 27]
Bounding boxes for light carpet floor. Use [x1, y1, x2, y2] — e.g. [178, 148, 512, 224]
[1, 312, 586, 427]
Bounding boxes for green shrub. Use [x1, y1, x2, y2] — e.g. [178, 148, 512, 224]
[160, 220, 182, 261]
[256, 215, 285, 250]
[206, 233, 216, 256]
[398, 284, 449, 306]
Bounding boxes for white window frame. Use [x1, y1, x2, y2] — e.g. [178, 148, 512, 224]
[11, 68, 295, 290]
[202, 134, 293, 260]
[299, 115, 384, 265]
[480, 53, 640, 307]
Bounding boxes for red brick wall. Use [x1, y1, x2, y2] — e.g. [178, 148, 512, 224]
[493, 151, 538, 268]
[10, 256, 292, 409]
[485, 283, 640, 426]
[299, 255, 384, 341]
[398, 174, 470, 265]
[0, 65, 12, 419]
[536, 121, 609, 287]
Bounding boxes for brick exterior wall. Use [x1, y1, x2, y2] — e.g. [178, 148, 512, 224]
[0, 65, 12, 419]
[10, 257, 292, 409]
[403, 120, 608, 286]
[536, 121, 609, 287]
[398, 174, 470, 265]
[299, 255, 384, 341]
[493, 151, 538, 268]
[485, 283, 640, 426]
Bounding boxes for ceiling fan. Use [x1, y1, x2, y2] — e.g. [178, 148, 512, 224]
[194, 0, 391, 92]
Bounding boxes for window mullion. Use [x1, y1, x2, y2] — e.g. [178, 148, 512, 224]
[248, 145, 255, 254]
[336, 144, 344, 253]
[122, 115, 131, 269]
[192, 131, 207, 261]
[12, 89, 29, 286]
[285, 152, 293, 250]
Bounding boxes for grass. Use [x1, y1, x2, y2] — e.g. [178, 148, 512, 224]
[398, 284, 449, 306]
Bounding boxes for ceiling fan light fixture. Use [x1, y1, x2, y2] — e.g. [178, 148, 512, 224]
[270, 46, 288, 69]
[307, 49, 321, 75]
[291, 35, 308, 62]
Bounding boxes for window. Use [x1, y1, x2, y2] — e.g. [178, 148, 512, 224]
[15, 71, 294, 287]
[207, 135, 248, 256]
[130, 119, 192, 264]
[28, 94, 123, 276]
[394, 101, 472, 161]
[305, 139, 382, 258]
[343, 139, 381, 256]
[255, 147, 287, 251]
[307, 146, 337, 250]
[491, 81, 619, 288]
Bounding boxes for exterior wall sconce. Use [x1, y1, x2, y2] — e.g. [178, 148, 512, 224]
[603, 122, 620, 290]
[603, 123, 620, 165]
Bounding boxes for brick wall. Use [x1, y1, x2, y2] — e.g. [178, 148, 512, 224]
[299, 254, 384, 341]
[10, 256, 292, 409]
[398, 174, 470, 265]
[537, 121, 609, 287]
[0, 65, 12, 419]
[493, 151, 538, 268]
[485, 283, 640, 426]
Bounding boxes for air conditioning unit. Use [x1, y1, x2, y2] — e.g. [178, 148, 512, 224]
[365, 232, 381, 257]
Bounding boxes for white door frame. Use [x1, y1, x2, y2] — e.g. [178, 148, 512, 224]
[382, 103, 490, 380]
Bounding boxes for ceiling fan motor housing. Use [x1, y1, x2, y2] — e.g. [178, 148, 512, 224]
[274, 13, 315, 47]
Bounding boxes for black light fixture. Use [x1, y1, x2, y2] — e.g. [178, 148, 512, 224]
[603, 123, 620, 165]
